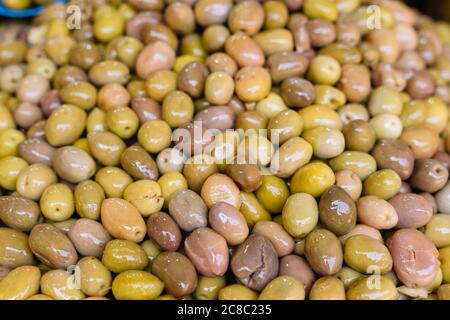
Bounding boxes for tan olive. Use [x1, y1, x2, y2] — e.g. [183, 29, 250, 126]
[279, 254, 316, 293]
[168, 189, 208, 232]
[255, 92, 287, 119]
[400, 125, 440, 160]
[388, 193, 433, 229]
[53, 65, 88, 90]
[28, 223, 78, 269]
[201, 173, 241, 209]
[334, 170, 362, 201]
[185, 227, 229, 277]
[225, 32, 265, 67]
[17, 74, 49, 104]
[305, 229, 343, 276]
[97, 83, 131, 111]
[131, 98, 162, 124]
[194, 105, 235, 131]
[205, 52, 238, 76]
[0, 196, 41, 232]
[136, 41, 175, 80]
[410, 159, 449, 193]
[371, 139, 415, 180]
[18, 138, 55, 167]
[141, 23, 179, 52]
[252, 221, 294, 257]
[201, 25, 230, 52]
[235, 66, 271, 103]
[52, 146, 96, 184]
[68, 219, 111, 258]
[357, 196, 399, 230]
[100, 198, 146, 243]
[13, 102, 43, 129]
[208, 201, 249, 246]
[45, 104, 86, 147]
[231, 233, 279, 291]
[280, 77, 315, 108]
[69, 42, 101, 70]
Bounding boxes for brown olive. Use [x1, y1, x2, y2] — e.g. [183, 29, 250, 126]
[267, 51, 309, 84]
[147, 212, 182, 251]
[410, 159, 449, 193]
[305, 229, 343, 276]
[388, 229, 440, 288]
[152, 251, 198, 297]
[280, 77, 315, 108]
[177, 61, 209, 99]
[231, 234, 279, 291]
[306, 19, 336, 48]
[319, 186, 357, 236]
[120, 145, 159, 181]
[371, 139, 415, 180]
[388, 193, 433, 229]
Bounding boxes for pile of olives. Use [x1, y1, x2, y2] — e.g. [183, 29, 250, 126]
[0, 0, 450, 300]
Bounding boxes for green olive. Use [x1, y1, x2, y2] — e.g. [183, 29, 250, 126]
[255, 175, 289, 213]
[363, 169, 402, 200]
